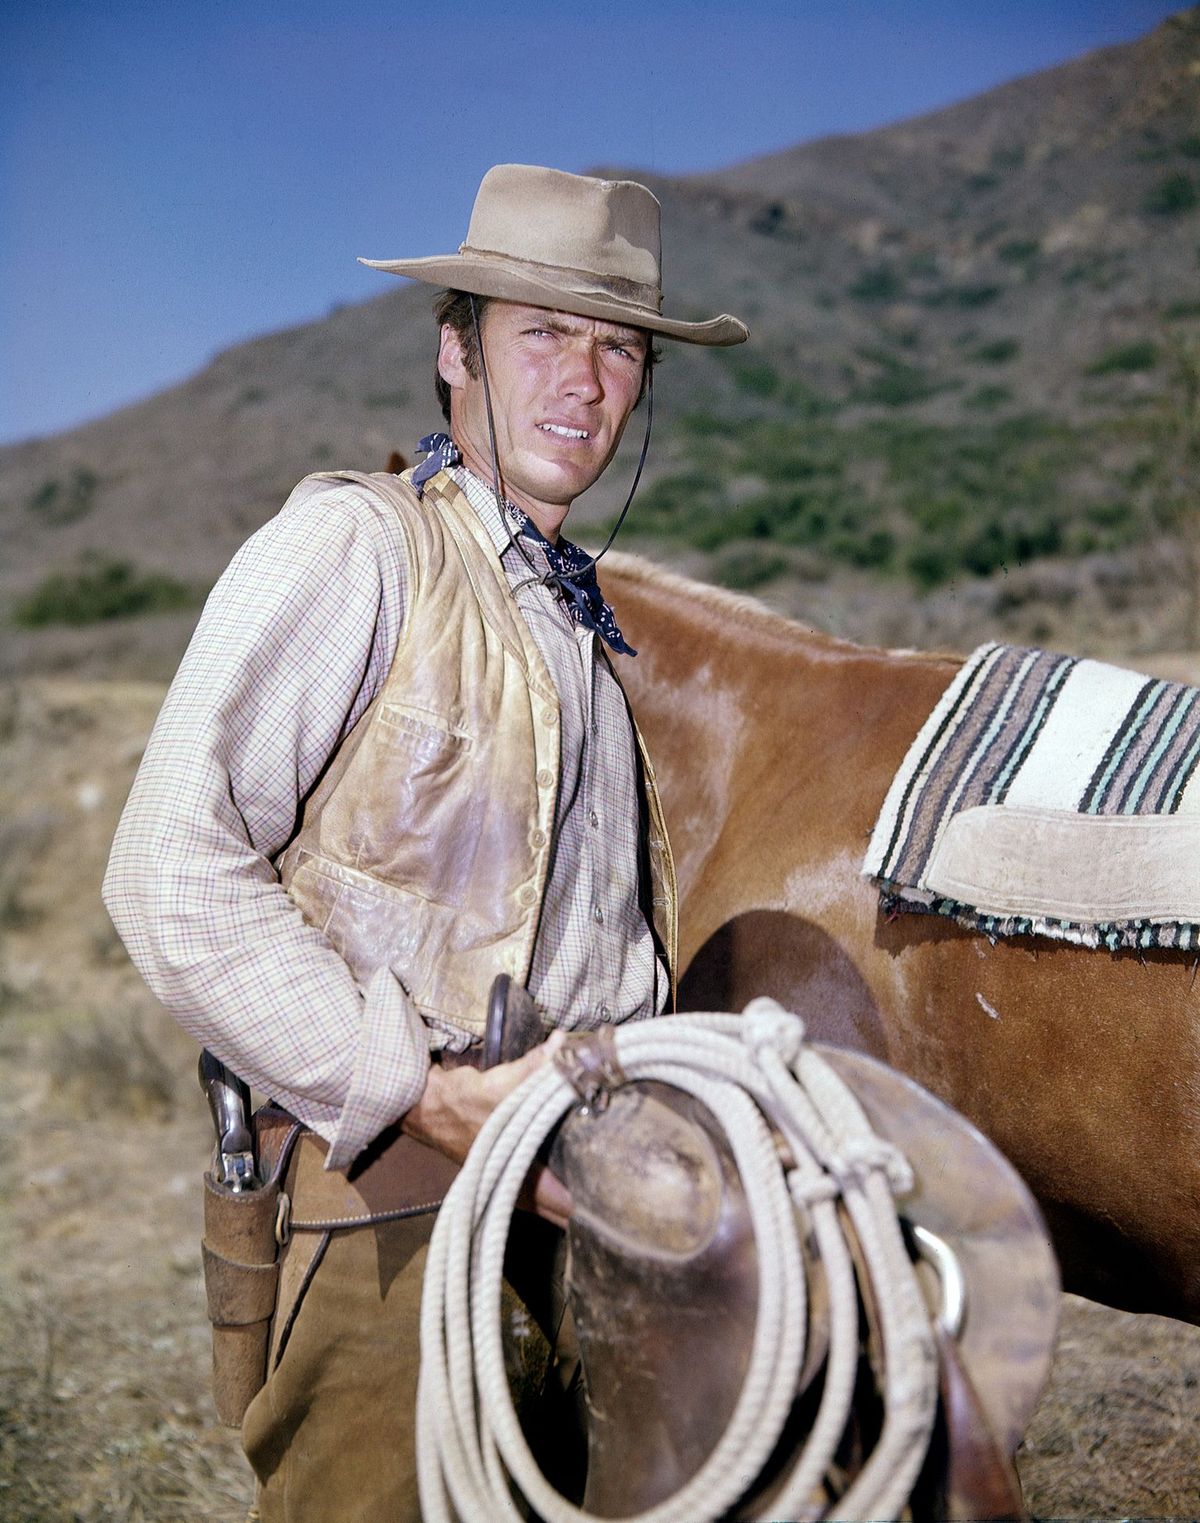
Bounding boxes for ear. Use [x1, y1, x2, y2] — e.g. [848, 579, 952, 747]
[437, 323, 470, 390]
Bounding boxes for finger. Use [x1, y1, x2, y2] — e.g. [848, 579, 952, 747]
[504, 1027, 568, 1081]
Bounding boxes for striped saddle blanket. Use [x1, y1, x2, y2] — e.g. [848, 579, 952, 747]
[862, 642, 1200, 951]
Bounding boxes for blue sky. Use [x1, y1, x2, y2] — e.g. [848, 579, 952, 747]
[0, 0, 1185, 444]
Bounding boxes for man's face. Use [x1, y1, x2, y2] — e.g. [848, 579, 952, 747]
[438, 300, 648, 536]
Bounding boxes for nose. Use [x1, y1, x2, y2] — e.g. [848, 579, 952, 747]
[556, 340, 603, 404]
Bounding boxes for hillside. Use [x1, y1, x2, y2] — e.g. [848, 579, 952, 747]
[3, 7, 1199, 679]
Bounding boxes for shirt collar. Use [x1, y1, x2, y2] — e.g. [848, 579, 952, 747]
[413, 430, 636, 655]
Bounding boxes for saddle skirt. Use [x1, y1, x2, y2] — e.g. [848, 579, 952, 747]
[862, 642, 1200, 951]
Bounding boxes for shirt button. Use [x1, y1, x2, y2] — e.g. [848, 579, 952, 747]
[589, 810, 599, 829]
[531, 829, 547, 849]
[536, 769, 553, 788]
[543, 709, 558, 725]
[518, 885, 537, 906]
[598, 1002, 611, 1021]
[593, 905, 604, 925]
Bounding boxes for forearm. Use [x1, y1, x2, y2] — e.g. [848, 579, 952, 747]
[103, 480, 419, 1166]
[401, 1037, 572, 1226]
[104, 800, 434, 1162]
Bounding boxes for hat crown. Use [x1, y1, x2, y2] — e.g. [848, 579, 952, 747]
[463, 164, 662, 299]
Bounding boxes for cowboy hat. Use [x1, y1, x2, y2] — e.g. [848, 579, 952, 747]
[359, 163, 748, 346]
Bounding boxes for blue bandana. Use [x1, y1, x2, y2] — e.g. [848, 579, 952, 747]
[413, 432, 636, 656]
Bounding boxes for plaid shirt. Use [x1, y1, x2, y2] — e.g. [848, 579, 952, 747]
[103, 463, 666, 1168]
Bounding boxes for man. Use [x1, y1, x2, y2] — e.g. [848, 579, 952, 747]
[103, 163, 747, 1520]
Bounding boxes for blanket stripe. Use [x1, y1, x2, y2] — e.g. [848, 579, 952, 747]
[863, 642, 1200, 951]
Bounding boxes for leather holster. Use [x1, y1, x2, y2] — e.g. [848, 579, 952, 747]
[200, 1111, 301, 1427]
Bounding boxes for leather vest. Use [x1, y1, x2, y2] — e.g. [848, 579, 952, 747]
[276, 468, 677, 1039]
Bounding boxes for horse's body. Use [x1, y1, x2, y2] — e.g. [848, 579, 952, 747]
[605, 552, 1200, 1323]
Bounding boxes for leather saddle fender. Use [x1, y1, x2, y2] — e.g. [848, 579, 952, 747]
[549, 1045, 1059, 1521]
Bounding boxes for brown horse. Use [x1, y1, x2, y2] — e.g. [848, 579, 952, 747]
[604, 551, 1200, 1324]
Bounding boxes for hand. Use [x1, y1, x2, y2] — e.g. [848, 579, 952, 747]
[401, 1031, 573, 1229]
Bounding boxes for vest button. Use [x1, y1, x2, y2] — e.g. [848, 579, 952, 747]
[536, 769, 553, 788]
[518, 885, 537, 906]
[543, 709, 558, 725]
[531, 829, 547, 849]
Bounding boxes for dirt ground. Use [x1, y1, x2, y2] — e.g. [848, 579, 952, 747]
[1, 678, 1199, 1521]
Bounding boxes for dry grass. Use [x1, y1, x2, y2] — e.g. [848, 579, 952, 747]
[44, 1015, 177, 1122]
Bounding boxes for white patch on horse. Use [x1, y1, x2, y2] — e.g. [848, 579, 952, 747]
[976, 992, 1001, 1021]
[783, 849, 864, 915]
[509, 1307, 533, 1341]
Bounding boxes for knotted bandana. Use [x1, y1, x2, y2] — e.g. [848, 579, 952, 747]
[413, 432, 636, 656]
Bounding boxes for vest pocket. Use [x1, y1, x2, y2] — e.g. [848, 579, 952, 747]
[330, 703, 479, 888]
[377, 703, 473, 758]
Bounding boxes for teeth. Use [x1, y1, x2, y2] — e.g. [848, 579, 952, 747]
[539, 423, 589, 439]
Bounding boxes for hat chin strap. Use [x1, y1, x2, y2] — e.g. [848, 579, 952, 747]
[468, 293, 654, 587]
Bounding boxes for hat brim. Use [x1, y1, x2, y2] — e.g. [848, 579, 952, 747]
[358, 253, 748, 346]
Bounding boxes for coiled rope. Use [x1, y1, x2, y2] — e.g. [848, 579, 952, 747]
[417, 1000, 941, 1523]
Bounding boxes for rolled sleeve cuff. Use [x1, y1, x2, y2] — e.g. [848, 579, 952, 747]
[323, 966, 432, 1171]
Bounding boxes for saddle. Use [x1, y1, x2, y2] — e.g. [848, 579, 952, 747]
[548, 1036, 1059, 1521]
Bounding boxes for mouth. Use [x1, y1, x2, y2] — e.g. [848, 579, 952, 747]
[537, 422, 591, 441]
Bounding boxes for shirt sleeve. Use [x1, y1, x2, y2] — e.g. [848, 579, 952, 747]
[102, 478, 433, 1170]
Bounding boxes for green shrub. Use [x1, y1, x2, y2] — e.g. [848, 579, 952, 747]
[849, 266, 903, 302]
[27, 468, 99, 526]
[1143, 172, 1198, 216]
[780, 378, 839, 417]
[365, 389, 410, 408]
[676, 411, 725, 439]
[906, 252, 940, 279]
[990, 146, 1026, 171]
[13, 559, 197, 626]
[653, 407, 1154, 593]
[1084, 498, 1135, 533]
[1179, 135, 1200, 160]
[713, 546, 788, 592]
[632, 471, 725, 536]
[1086, 341, 1158, 376]
[997, 239, 1040, 264]
[724, 356, 782, 398]
[963, 384, 1014, 411]
[1165, 300, 1200, 321]
[830, 526, 895, 570]
[923, 284, 1002, 309]
[693, 492, 800, 551]
[855, 362, 946, 407]
[970, 338, 1020, 364]
[906, 540, 958, 590]
[955, 284, 1002, 309]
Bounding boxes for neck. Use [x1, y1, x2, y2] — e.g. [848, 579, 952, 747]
[451, 432, 569, 543]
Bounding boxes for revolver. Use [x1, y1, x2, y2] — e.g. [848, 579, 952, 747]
[198, 1049, 259, 1192]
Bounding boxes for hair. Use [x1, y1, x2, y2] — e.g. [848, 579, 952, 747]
[432, 289, 660, 424]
